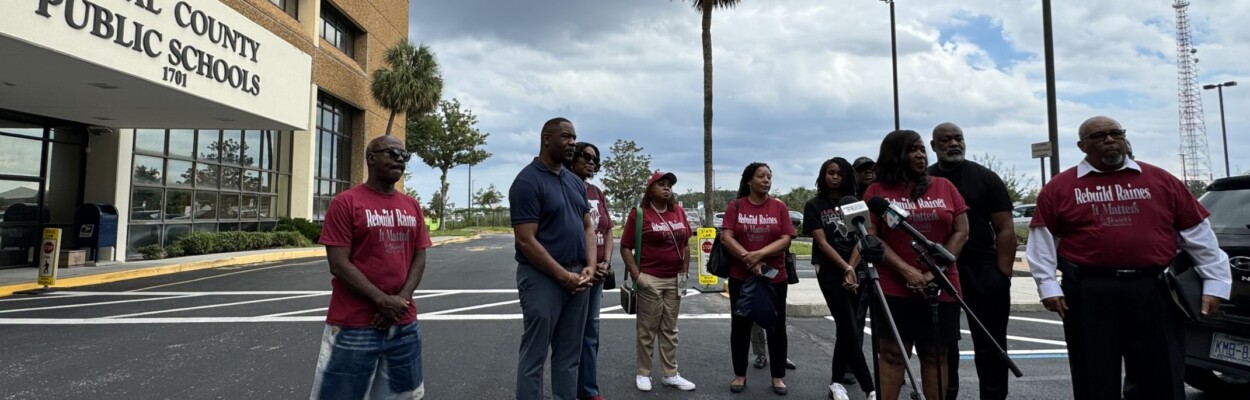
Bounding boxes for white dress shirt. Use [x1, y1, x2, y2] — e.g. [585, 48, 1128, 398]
[1026, 159, 1232, 300]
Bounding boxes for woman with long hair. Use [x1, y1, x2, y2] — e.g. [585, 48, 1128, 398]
[621, 171, 696, 393]
[562, 142, 613, 400]
[721, 162, 796, 396]
[804, 157, 876, 400]
[864, 130, 969, 400]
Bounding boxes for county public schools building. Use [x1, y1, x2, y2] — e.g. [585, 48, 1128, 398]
[0, 0, 409, 268]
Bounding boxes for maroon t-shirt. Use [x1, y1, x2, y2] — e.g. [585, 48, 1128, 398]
[724, 198, 796, 284]
[1031, 161, 1208, 268]
[319, 185, 433, 327]
[621, 205, 691, 278]
[865, 178, 967, 302]
[587, 184, 614, 264]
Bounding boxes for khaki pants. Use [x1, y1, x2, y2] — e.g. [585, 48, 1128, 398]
[636, 272, 682, 376]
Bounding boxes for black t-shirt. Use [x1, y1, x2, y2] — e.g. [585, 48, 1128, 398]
[802, 196, 858, 269]
[927, 161, 1013, 268]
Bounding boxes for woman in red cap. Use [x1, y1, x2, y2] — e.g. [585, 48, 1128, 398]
[621, 170, 696, 393]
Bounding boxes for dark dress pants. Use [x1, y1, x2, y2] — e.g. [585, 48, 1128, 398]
[946, 262, 1011, 400]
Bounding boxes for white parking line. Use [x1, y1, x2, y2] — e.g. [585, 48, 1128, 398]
[422, 300, 520, 316]
[100, 293, 327, 319]
[0, 292, 88, 302]
[0, 313, 738, 324]
[259, 292, 461, 318]
[0, 294, 200, 314]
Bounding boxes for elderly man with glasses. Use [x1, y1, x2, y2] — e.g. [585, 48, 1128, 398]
[1026, 116, 1231, 400]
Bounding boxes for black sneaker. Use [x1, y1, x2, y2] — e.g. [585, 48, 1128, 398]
[754, 356, 767, 369]
[784, 359, 797, 370]
[841, 373, 857, 385]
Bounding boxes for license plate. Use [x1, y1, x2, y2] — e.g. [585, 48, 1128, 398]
[1210, 332, 1250, 367]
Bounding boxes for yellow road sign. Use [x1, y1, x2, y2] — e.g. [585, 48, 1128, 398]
[37, 228, 63, 286]
[696, 227, 719, 285]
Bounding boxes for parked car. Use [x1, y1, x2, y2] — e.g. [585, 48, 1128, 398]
[1185, 175, 1250, 398]
[789, 210, 804, 236]
[1013, 204, 1035, 230]
[685, 212, 704, 228]
[712, 212, 724, 228]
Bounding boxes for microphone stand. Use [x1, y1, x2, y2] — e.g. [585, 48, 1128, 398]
[909, 240, 1025, 393]
[859, 234, 925, 400]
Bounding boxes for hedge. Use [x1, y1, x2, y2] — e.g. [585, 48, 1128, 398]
[274, 217, 321, 243]
[149, 231, 313, 259]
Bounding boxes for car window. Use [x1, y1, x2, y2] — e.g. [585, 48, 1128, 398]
[1200, 189, 1250, 231]
[1012, 209, 1023, 218]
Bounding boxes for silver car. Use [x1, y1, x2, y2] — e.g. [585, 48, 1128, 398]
[1013, 204, 1036, 230]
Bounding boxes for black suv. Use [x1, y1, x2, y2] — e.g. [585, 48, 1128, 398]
[1186, 175, 1250, 397]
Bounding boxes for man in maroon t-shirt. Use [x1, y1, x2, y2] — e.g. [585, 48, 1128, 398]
[310, 136, 433, 400]
[1027, 116, 1231, 400]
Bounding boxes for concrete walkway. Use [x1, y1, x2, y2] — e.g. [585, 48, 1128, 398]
[785, 250, 1044, 316]
[0, 235, 478, 297]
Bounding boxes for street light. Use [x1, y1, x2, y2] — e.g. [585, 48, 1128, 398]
[881, 0, 900, 131]
[1203, 81, 1237, 177]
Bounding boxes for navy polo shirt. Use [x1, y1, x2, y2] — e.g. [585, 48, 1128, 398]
[509, 157, 590, 266]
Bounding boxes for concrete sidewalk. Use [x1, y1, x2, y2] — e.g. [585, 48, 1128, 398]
[0, 235, 478, 297]
[785, 250, 1044, 316]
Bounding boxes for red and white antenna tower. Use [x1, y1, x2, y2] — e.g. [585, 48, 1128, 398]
[1174, 0, 1212, 183]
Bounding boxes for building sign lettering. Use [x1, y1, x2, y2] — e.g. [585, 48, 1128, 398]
[34, 0, 265, 96]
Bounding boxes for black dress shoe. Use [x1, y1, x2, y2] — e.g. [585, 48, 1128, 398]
[784, 358, 796, 370]
[771, 385, 788, 395]
[730, 382, 746, 393]
[754, 356, 767, 369]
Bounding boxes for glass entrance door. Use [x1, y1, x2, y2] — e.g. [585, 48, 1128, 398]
[0, 111, 87, 269]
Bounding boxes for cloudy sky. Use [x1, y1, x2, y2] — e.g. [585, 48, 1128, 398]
[402, 0, 1249, 209]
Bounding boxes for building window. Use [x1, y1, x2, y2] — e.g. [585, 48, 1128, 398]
[314, 93, 354, 221]
[320, 2, 357, 57]
[128, 129, 292, 259]
[268, 0, 299, 19]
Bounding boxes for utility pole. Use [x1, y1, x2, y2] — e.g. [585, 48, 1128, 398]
[1042, 0, 1060, 177]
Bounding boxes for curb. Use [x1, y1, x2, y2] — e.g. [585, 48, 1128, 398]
[0, 234, 481, 297]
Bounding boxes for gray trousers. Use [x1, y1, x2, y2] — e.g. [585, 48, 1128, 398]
[516, 263, 590, 400]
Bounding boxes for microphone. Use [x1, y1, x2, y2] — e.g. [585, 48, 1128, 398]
[866, 196, 956, 267]
[838, 196, 871, 238]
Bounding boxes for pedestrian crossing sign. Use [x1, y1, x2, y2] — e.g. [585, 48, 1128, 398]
[37, 228, 62, 286]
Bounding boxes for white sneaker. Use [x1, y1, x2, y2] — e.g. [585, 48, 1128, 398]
[662, 374, 697, 391]
[829, 383, 850, 400]
[867, 391, 877, 400]
[636, 375, 652, 392]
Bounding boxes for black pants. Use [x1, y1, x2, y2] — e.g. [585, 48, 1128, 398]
[816, 265, 876, 393]
[729, 278, 788, 378]
[1061, 267, 1185, 400]
[946, 262, 1012, 400]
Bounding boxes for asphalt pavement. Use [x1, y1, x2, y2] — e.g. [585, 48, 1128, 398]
[0, 234, 1215, 399]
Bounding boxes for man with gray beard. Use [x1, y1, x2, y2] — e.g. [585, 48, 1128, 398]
[927, 123, 1016, 400]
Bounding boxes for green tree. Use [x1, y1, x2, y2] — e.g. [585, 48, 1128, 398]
[681, 0, 742, 225]
[407, 98, 491, 229]
[1186, 180, 1208, 198]
[600, 139, 653, 211]
[426, 189, 443, 222]
[777, 186, 814, 212]
[402, 171, 421, 202]
[473, 184, 504, 208]
[370, 40, 443, 137]
[971, 153, 1036, 204]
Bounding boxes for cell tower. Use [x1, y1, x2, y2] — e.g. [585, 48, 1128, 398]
[1174, 0, 1213, 183]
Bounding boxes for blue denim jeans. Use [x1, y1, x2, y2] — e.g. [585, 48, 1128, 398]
[577, 282, 604, 397]
[310, 322, 425, 400]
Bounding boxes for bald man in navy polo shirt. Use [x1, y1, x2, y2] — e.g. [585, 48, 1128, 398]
[509, 117, 597, 400]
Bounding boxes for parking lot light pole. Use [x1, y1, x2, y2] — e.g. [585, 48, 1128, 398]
[881, 0, 900, 131]
[1203, 81, 1238, 177]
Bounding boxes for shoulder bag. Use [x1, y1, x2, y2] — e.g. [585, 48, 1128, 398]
[619, 205, 643, 315]
[707, 200, 738, 278]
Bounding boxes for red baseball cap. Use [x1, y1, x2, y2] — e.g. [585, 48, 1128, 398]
[647, 171, 677, 187]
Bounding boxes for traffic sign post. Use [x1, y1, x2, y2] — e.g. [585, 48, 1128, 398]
[37, 228, 63, 288]
[694, 227, 723, 293]
[1032, 142, 1052, 186]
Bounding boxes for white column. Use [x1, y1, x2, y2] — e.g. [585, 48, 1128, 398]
[82, 128, 133, 262]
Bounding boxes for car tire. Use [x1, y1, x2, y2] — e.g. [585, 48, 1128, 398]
[1185, 366, 1250, 399]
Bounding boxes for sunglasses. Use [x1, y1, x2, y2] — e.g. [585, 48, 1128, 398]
[1083, 129, 1127, 142]
[371, 147, 412, 162]
[576, 151, 600, 165]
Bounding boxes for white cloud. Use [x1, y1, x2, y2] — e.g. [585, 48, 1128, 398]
[403, 0, 1250, 209]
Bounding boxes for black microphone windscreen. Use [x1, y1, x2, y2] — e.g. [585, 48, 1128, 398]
[838, 195, 859, 206]
[867, 196, 891, 215]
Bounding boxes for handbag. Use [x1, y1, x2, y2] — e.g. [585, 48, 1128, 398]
[785, 251, 799, 284]
[733, 275, 777, 328]
[602, 267, 616, 290]
[707, 200, 739, 278]
[1162, 251, 1204, 321]
[619, 205, 644, 315]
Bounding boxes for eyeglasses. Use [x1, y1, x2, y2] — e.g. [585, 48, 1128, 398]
[576, 151, 599, 165]
[1082, 129, 1127, 142]
[371, 147, 411, 162]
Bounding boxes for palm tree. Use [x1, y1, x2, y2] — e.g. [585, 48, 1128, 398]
[371, 40, 444, 136]
[683, 0, 740, 226]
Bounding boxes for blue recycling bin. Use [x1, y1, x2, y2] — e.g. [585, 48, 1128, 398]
[74, 204, 118, 262]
